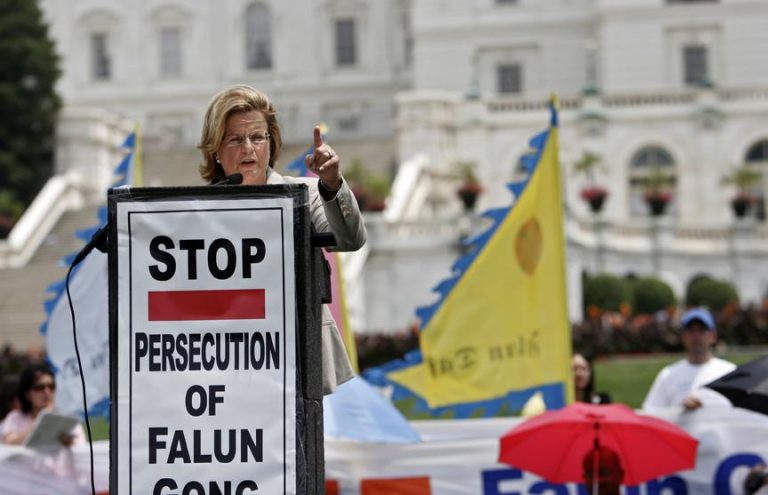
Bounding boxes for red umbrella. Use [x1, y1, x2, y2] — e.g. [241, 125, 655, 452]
[498, 402, 698, 486]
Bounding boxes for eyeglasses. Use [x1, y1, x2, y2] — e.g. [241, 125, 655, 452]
[223, 132, 270, 148]
[32, 383, 55, 392]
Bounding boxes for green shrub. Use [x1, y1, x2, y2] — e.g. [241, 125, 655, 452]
[685, 275, 739, 312]
[583, 274, 631, 314]
[685, 275, 710, 307]
[632, 277, 676, 314]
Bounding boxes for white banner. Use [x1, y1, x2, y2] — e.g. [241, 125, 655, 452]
[46, 251, 110, 416]
[324, 407, 768, 495]
[114, 197, 297, 494]
[0, 407, 766, 494]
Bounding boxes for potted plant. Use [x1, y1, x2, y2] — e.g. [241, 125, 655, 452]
[644, 190, 673, 216]
[573, 152, 609, 214]
[642, 167, 675, 217]
[721, 165, 762, 219]
[455, 161, 483, 211]
[580, 186, 609, 213]
[363, 174, 391, 212]
[344, 158, 368, 210]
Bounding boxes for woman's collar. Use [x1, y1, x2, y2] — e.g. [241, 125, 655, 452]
[266, 167, 284, 184]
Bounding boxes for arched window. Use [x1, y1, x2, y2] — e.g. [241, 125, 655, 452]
[746, 139, 768, 163]
[744, 139, 768, 221]
[628, 146, 677, 217]
[245, 3, 272, 70]
[630, 146, 674, 169]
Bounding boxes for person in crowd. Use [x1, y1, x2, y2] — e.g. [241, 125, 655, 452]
[0, 363, 86, 485]
[582, 445, 624, 495]
[0, 363, 84, 446]
[573, 352, 612, 404]
[198, 84, 367, 395]
[642, 307, 736, 411]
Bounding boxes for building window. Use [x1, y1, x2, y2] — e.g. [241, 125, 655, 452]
[337, 115, 360, 132]
[90, 32, 111, 80]
[496, 0, 519, 4]
[747, 140, 768, 163]
[245, 3, 272, 70]
[497, 64, 522, 94]
[628, 146, 677, 217]
[745, 139, 768, 221]
[402, 9, 413, 68]
[683, 45, 709, 87]
[632, 147, 675, 169]
[159, 27, 182, 78]
[335, 18, 357, 67]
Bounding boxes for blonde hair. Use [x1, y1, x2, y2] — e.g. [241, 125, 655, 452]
[197, 85, 282, 183]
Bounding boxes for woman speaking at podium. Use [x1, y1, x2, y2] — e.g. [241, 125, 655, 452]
[197, 84, 367, 395]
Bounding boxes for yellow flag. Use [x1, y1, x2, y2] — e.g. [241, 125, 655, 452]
[389, 107, 573, 408]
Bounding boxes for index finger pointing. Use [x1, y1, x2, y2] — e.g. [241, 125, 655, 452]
[313, 126, 323, 149]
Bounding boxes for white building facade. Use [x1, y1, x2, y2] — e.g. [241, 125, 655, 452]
[41, 0, 412, 150]
[29, 0, 768, 335]
[385, 0, 768, 328]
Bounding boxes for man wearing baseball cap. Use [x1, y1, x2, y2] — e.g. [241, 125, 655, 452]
[642, 307, 736, 411]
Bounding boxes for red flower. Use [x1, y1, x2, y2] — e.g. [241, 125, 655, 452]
[580, 186, 608, 201]
[733, 191, 755, 202]
[457, 180, 483, 194]
[643, 191, 672, 203]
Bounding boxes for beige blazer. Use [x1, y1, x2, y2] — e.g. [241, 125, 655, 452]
[267, 168, 367, 394]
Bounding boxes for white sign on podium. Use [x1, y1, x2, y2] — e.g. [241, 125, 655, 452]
[112, 195, 297, 494]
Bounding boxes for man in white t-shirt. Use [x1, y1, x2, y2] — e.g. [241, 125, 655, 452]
[642, 307, 736, 412]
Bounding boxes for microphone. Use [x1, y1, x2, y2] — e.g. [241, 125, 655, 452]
[70, 225, 108, 268]
[212, 173, 243, 186]
[69, 185, 133, 267]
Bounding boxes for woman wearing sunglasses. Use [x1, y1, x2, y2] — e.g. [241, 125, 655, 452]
[1, 363, 84, 447]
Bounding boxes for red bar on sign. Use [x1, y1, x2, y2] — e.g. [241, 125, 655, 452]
[361, 477, 432, 495]
[148, 289, 266, 321]
[325, 480, 340, 495]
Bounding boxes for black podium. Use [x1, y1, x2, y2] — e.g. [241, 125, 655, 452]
[107, 184, 324, 495]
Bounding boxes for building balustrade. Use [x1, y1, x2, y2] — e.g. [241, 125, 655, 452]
[483, 87, 768, 115]
[569, 213, 768, 253]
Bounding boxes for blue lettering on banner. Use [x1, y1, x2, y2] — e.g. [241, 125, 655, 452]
[713, 453, 764, 495]
[481, 453, 766, 495]
[483, 468, 524, 495]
